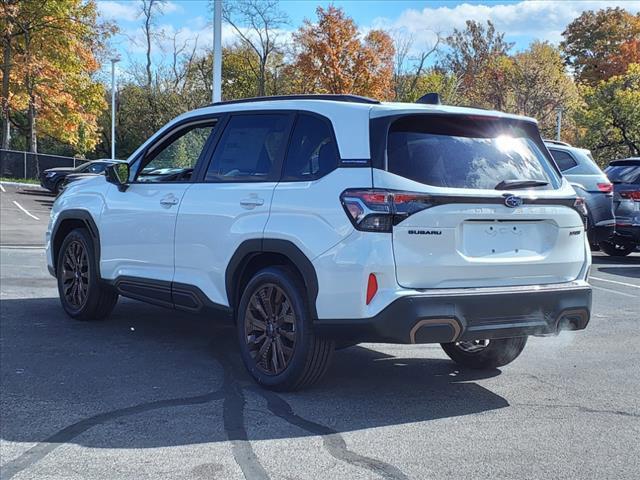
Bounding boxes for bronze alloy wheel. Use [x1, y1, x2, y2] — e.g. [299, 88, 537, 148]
[244, 283, 296, 375]
[61, 240, 90, 309]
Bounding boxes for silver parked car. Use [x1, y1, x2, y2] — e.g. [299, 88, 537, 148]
[545, 140, 615, 249]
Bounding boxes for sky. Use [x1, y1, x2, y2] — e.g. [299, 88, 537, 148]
[97, 0, 640, 77]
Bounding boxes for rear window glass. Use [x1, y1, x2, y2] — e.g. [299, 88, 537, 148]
[282, 114, 338, 180]
[606, 165, 640, 184]
[568, 149, 604, 175]
[387, 115, 559, 190]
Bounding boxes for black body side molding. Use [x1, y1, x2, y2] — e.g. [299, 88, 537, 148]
[108, 276, 232, 318]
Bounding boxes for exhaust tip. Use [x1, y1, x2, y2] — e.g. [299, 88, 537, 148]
[557, 308, 589, 333]
[410, 318, 461, 344]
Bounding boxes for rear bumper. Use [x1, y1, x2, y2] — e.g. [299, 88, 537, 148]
[315, 282, 592, 344]
[588, 223, 614, 245]
[612, 225, 640, 245]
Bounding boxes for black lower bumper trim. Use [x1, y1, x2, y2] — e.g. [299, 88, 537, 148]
[315, 285, 592, 344]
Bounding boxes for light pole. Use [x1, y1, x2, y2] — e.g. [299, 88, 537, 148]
[212, 0, 222, 103]
[110, 57, 120, 160]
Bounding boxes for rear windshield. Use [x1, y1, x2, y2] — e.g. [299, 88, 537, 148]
[606, 164, 640, 184]
[386, 115, 560, 190]
[571, 149, 605, 175]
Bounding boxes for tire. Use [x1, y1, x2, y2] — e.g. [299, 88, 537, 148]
[599, 240, 635, 257]
[52, 179, 64, 195]
[56, 228, 118, 321]
[441, 337, 527, 369]
[236, 266, 334, 391]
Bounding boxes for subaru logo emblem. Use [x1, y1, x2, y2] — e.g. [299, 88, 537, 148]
[504, 195, 523, 208]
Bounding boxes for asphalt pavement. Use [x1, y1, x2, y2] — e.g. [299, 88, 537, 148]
[1, 182, 639, 480]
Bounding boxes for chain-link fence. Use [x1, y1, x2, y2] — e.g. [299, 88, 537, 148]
[0, 149, 87, 180]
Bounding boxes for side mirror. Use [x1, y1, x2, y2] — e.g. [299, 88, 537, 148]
[106, 163, 130, 192]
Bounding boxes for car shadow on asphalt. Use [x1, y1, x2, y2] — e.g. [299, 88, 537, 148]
[595, 267, 640, 279]
[16, 188, 55, 197]
[0, 297, 507, 456]
[592, 254, 640, 266]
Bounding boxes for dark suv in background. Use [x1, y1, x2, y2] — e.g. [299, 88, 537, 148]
[40, 159, 119, 194]
[603, 158, 640, 256]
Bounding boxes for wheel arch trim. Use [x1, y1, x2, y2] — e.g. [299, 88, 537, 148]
[51, 209, 101, 277]
[226, 239, 319, 318]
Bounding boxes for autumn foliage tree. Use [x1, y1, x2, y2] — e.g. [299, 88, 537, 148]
[289, 6, 394, 99]
[562, 7, 640, 85]
[1, 0, 113, 154]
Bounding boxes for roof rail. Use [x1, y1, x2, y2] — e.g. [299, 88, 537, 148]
[543, 139, 571, 147]
[209, 94, 380, 107]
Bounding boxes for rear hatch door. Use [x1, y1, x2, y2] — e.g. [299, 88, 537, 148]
[374, 113, 585, 289]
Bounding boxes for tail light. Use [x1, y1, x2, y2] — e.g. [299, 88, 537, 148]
[573, 197, 588, 227]
[597, 182, 613, 193]
[340, 189, 433, 232]
[620, 191, 640, 201]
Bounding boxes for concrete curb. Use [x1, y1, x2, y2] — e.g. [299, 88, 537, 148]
[0, 181, 44, 188]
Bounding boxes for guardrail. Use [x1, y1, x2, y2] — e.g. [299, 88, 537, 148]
[0, 149, 87, 180]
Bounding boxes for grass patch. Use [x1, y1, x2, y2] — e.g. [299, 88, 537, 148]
[0, 177, 40, 185]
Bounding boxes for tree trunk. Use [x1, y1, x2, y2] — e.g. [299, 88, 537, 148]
[258, 61, 266, 96]
[1, 35, 11, 149]
[28, 100, 37, 153]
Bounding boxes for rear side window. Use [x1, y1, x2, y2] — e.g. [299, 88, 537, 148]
[606, 164, 640, 184]
[205, 114, 289, 182]
[549, 150, 577, 172]
[386, 115, 560, 190]
[282, 114, 339, 181]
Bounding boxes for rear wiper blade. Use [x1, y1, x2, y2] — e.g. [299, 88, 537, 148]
[495, 179, 549, 190]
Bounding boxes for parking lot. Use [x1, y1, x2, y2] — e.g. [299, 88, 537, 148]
[1, 182, 639, 480]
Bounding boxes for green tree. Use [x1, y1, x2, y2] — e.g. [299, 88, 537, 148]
[507, 42, 580, 138]
[441, 20, 513, 107]
[562, 7, 640, 85]
[221, 0, 288, 97]
[576, 63, 640, 165]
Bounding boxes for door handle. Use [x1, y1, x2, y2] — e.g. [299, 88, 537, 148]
[160, 195, 179, 207]
[240, 197, 264, 208]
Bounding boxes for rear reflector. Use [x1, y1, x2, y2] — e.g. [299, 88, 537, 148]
[366, 273, 378, 305]
[597, 182, 613, 193]
[620, 191, 640, 201]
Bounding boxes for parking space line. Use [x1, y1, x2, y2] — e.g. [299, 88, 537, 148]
[0, 183, 6, 192]
[592, 285, 637, 298]
[12, 200, 40, 220]
[590, 276, 640, 290]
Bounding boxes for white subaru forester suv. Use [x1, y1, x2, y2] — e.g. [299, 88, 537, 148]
[47, 94, 592, 390]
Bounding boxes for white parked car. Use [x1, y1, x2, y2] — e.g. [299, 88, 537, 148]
[46, 94, 592, 390]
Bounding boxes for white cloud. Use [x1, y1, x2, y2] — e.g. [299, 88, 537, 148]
[97, 1, 182, 22]
[372, 1, 640, 51]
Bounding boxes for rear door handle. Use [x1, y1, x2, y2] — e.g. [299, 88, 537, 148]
[160, 194, 179, 207]
[240, 196, 264, 208]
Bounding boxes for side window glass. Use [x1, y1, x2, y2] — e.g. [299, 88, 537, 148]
[283, 114, 339, 180]
[137, 123, 216, 183]
[205, 114, 289, 182]
[87, 163, 105, 173]
[550, 150, 577, 172]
